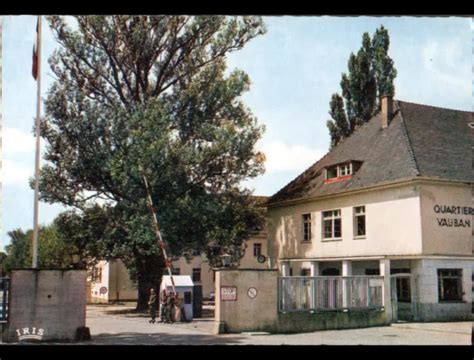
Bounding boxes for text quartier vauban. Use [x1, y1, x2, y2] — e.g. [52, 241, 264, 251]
[434, 205, 474, 228]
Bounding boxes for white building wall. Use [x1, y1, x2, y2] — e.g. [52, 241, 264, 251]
[108, 260, 138, 301]
[419, 183, 472, 255]
[268, 184, 423, 265]
[410, 258, 471, 321]
[171, 256, 214, 298]
[90, 260, 111, 303]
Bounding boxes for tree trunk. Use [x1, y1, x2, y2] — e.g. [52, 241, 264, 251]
[135, 254, 164, 312]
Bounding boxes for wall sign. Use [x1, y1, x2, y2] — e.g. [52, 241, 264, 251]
[247, 287, 258, 299]
[220, 286, 237, 301]
[16, 327, 45, 341]
[99, 286, 108, 295]
[369, 279, 383, 287]
[433, 205, 472, 228]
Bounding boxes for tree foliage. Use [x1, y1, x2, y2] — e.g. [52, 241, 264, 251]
[3, 223, 82, 272]
[326, 25, 397, 147]
[38, 16, 267, 309]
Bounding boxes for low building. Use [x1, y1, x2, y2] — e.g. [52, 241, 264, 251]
[88, 230, 268, 303]
[89, 259, 138, 303]
[266, 97, 473, 322]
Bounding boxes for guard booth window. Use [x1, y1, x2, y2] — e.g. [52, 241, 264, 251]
[438, 269, 463, 302]
[184, 291, 192, 304]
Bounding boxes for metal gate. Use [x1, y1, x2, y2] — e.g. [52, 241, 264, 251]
[0, 278, 9, 323]
[278, 276, 384, 312]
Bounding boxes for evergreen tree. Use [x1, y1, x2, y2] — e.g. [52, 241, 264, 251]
[326, 93, 349, 147]
[372, 25, 397, 99]
[340, 32, 376, 132]
[327, 26, 397, 147]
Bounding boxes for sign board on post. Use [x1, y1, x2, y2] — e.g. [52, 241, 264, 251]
[220, 286, 237, 301]
[369, 279, 383, 287]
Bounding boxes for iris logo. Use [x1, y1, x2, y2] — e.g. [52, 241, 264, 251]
[15, 327, 45, 341]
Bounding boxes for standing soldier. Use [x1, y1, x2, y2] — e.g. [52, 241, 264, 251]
[148, 288, 157, 324]
[158, 290, 167, 323]
[173, 296, 182, 322]
[166, 293, 175, 323]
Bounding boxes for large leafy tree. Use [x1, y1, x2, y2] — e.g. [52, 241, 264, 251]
[3, 224, 81, 272]
[327, 25, 397, 147]
[38, 16, 267, 310]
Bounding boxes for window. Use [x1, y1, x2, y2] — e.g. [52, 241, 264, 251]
[339, 164, 351, 176]
[354, 206, 366, 237]
[324, 161, 364, 184]
[302, 213, 312, 242]
[323, 210, 342, 239]
[438, 269, 463, 302]
[171, 268, 181, 275]
[253, 243, 262, 257]
[300, 268, 311, 276]
[92, 267, 102, 283]
[192, 268, 202, 282]
[325, 163, 355, 181]
[326, 166, 338, 179]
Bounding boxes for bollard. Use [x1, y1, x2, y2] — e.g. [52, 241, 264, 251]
[214, 321, 227, 334]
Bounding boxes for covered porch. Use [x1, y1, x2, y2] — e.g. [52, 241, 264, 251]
[278, 258, 419, 322]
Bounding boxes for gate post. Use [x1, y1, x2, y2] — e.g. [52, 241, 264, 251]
[379, 259, 392, 323]
[342, 261, 352, 309]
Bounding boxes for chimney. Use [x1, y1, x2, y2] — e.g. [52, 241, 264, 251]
[380, 95, 392, 129]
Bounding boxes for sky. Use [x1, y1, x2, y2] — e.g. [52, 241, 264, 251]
[1, 16, 473, 250]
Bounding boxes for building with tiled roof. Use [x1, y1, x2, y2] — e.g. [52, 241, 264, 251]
[88, 196, 269, 304]
[266, 96, 473, 322]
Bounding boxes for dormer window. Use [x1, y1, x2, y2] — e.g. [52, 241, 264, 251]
[324, 161, 362, 184]
[339, 164, 351, 177]
[326, 167, 338, 180]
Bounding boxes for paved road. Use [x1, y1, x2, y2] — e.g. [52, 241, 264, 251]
[84, 304, 472, 345]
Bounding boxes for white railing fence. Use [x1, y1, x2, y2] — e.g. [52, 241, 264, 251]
[278, 276, 384, 312]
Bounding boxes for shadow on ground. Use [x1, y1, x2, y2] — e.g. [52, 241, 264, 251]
[88, 332, 245, 345]
[104, 307, 215, 320]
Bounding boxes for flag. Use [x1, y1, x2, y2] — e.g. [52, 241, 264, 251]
[32, 19, 39, 80]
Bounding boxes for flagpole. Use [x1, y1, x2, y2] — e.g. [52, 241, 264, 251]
[32, 16, 42, 269]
